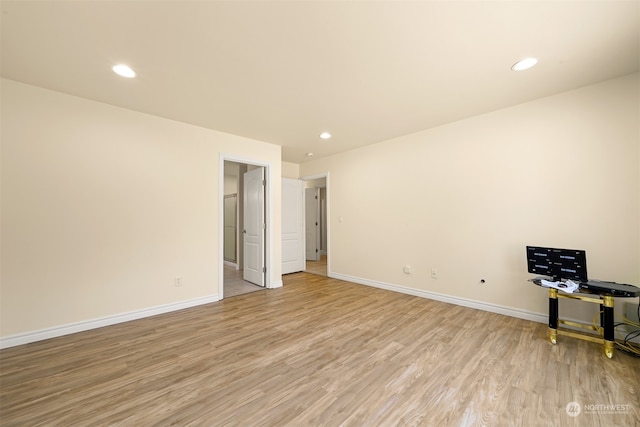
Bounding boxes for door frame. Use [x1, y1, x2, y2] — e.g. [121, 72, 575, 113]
[219, 154, 274, 299]
[301, 172, 330, 276]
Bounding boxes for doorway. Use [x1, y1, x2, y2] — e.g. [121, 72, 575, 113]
[220, 158, 272, 299]
[302, 174, 328, 277]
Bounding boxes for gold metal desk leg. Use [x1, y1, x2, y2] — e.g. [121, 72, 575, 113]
[548, 288, 558, 345]
[604, 340, 615, 359]
[603, 296, 615, 358]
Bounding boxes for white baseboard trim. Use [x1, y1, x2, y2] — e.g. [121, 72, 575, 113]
[270, 279, 284, 289]
[224, 260, 239, 270]
[329, 272, 640, 343]
[330, 272, 548, 324]
[0, 294, 220, 349]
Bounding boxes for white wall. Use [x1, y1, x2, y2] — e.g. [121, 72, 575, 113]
[300, 74, 639, 323]
[1, 79, 282, 341]
[2, 74, 636, 343]
[282, 161, 300, 179]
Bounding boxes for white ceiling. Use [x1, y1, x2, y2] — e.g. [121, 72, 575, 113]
[2, 1, 638, 163]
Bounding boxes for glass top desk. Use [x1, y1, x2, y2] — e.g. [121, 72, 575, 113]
[531, 278, 640, 358]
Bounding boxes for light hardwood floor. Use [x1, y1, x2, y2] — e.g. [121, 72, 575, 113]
[304, 254, 327, 277]
[1, 273, 639, 426]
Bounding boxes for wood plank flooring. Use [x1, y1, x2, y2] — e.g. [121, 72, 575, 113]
[1, 273, 639, 426]
[304, 255, 327, 277]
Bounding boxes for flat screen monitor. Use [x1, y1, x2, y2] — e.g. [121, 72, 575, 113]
[526, 246, 588, 282]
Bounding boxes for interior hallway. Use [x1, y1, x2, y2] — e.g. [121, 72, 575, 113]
[223, 264, 264, 298]
[304, 255, 327, 277]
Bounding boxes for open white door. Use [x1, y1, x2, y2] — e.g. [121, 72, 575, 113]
[282, 178, 305, 274]
[243, 167, 265, 286]
[305, 187, 320, 261]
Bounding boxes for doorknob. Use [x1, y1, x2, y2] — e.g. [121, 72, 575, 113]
[243, 230, 246, 234]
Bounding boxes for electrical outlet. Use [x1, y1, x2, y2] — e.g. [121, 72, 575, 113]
[431, 268, 438, 279]
[175, 276, 182, 287]
[403, 265, 412, 274]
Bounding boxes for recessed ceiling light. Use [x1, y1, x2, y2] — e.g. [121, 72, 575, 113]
[112, 64, 136, 78]
[319, 132, 332, 140]
[511, 57, 538, 71]
[305, 152, 315, 157]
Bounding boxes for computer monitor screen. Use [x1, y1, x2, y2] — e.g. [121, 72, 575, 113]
[526, 246, 588, 282]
